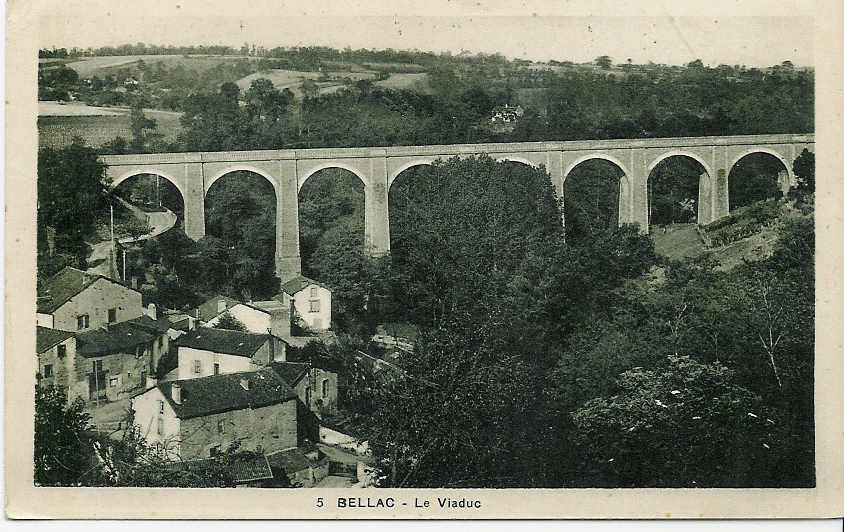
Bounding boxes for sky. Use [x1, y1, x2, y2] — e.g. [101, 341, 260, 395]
[40, 16, 813, 68]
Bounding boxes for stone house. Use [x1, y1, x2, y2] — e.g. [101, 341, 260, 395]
[131, 368, 300, 460]
[194, 295, 241, 323]
[74, 319, 166, 403]
[266, 446, 329, 487]
[269, 361, 338, 417]
[175, 327, 288, 381]
[36, 326, 77, 396]
[278, 276, 332, 331]
[36, 267, 143, 331]
[204, 299, 291, 338]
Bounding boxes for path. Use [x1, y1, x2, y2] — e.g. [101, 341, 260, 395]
[86, 196, 177, 276]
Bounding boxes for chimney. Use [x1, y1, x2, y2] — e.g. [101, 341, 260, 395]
[240, 378, 250, 391]
[147, 303, 157, 321]
[217, 299, 227, 313]
[131, 276, 139, 290]
[171, 382, 182, 404]
[269, 306, 291, 339]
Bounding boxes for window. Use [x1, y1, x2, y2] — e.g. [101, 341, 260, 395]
[193, 360, 202, 374]
[158, 400, 164, 414]
[305, 386, 311, 405]
[108, 308, 117, 323]
[209, 445, 221, 457]
[43, 364, 53, 378]
[322, 378, 329, 398]
[213, 363, 220, 376]
[109, 377, 119, 387]
[156, 418, 164, 436]
[157, 336, 163, 350]
[217, 420, 225, 434]
[309, 300, 320, 313]
[136, 345, 144, 358]
[310, 287, 318, 298]
[57, 344, 67, 358]
[77, 314, 89, 330]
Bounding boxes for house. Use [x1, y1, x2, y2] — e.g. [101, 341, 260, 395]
[36, 326, 77, 395]
[174, 453, 276, 487]
[266, 446, 329, 487]
[278, 276, 332, 330]
[194, 295, 240, 323]
[131, 368, 300, 460]
[175, 327, 288, 380]
[36, 267, 143, 331]
[205, 299, 291, 338]
[269, 361, 338, 417]
[73, 317, 168, 402]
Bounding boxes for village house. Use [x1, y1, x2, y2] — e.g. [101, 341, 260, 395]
[73, 315, 169, 403]
[269, 361, 338, 417]
[36, 326, 77, 395]
[175, 327, 288, 380]
[266, 445, 329, 487]
[193, 295, 240, 323]
[204, 299, 291, 338]
[131, 368, 300, 460]
[36, 267, 143, 331]
[277, 276, 332, 331]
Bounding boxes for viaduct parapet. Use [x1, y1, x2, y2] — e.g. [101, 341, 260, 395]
[101, 133, 815, 281]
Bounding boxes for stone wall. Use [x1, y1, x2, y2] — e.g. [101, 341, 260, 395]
[53, 278, 143, 332]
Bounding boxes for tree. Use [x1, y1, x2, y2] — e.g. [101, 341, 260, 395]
[35, 386, 92, 486]
[212, 311, 248, 331]
[595, 55, 613, 69]
[570, 356, 788, 487]
[790, 148, 815, 198]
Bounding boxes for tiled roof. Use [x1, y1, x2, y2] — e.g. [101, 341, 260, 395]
[279, 275, 330, 296]
[126, 314, 171, 334]
[269, 361, 310, 386]
[266, 447, 316, 474]
[76, 321, 158, 357]
[36, 326, 74, 354]
[36, 267, 137, 314]
[172, 453, 274, 484]
[157, 368, 297, 419]
[176, 327, 269, 357]
[195, 295, 241, 321]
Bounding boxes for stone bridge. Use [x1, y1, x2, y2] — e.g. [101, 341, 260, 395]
[100, 133, 815, 281]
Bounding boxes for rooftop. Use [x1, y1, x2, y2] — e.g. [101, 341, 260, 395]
[76, 321, 158, 357]
[280, 275, 330, 296]
[176, 327, 270, 358]
[157, 367, 297, 419]
[36, 326, 74, 354]
[269, 361, 310, 387]
[36, 267, 137, 314]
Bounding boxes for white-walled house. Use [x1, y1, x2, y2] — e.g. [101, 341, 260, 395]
[176, 327, 287, 380]
[278, 276, 332, 331]
[205, 300, 291, 338]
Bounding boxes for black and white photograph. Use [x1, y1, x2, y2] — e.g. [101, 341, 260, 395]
[6, 0, 843, 520]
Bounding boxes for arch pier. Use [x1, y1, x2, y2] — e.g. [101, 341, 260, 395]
[101, 134, 814, 282]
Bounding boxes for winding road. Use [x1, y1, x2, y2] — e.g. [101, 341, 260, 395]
[86, 196, 178, 277]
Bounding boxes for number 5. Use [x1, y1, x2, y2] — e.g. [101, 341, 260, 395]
[316, 497, 324, 508]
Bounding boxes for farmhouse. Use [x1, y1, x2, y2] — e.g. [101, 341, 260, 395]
[278, 276, 332, 331]
[175, 327, 288, 380]
[131, 368, 300, 460]
[36, 267, 143, 331]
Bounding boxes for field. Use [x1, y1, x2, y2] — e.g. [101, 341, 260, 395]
[235, 69, 378, 97]
[38, 105, 182, 149]
[374, 73, 430, 92]
[64, 54, 253, 78]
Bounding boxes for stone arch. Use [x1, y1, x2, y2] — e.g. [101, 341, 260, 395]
[728, 148, 794, 184]
[646, 152, 713, 226]
[388, 160, 435, 190]
[563, 155, 631, 232]
[204, 165, 279, 196]
[113, 169, 186, 202]
[495, 156, 539, 168]
[647, 150, 714, 180]
[564, 154, 631, 182]
[298, 162, 368, 192]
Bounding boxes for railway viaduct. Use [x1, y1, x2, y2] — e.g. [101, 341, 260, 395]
[100, 133, 815, 282]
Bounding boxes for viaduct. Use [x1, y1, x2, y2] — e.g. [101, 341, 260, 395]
[100, 133, 815, 282]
